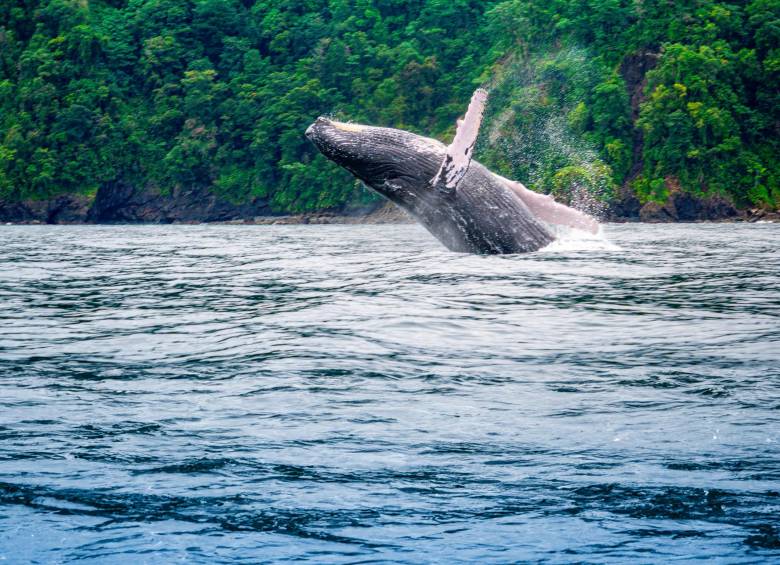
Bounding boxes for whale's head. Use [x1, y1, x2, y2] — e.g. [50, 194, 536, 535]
[305, 117, 445, 197]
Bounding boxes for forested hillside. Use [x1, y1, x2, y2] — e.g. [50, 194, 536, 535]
[1, 0, 778, 221]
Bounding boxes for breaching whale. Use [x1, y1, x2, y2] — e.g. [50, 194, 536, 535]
[305, 89, 598, 254]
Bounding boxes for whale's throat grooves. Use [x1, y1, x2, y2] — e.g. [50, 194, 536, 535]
[410, 162, 555, 254]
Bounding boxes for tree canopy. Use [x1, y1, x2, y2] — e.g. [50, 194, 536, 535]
[1, 0, 778, 212]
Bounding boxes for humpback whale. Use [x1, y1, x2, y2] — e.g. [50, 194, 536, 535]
[305, 89, 598, 254]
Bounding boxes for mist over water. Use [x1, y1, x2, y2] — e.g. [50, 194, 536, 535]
[1, 224, 778, 563]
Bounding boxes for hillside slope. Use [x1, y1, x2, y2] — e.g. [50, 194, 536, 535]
[1, 0, 778, 223]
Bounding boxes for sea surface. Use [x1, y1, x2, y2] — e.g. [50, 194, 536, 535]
[0, 223, 778, 563]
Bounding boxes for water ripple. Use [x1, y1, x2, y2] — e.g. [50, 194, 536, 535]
[0, 223, 779, 562]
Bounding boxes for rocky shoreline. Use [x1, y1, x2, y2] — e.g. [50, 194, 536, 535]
[1, 183, 777, 225]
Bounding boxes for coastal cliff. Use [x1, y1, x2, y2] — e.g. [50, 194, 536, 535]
[0, 183, 404, 224]
[4, 184, 776, 225]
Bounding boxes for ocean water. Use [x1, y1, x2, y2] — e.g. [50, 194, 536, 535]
[0, 223, 778, 563]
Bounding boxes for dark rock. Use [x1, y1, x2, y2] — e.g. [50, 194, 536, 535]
[0, 194, 91, 223]
[1, 181, 273, 224]
[87, 180, 272, 223]
[746, 208, 780, 222]
[608, 186, 642, 221]
[0, 200, 43, 223]
[696, 194, 738, 220]
[619, 51, 660, 185]
[672, 192, 702, 221]
[634, 192, 739, 222]
[668, 191, 738, 221]
[620, 51, 659, 122]
[0, 181, 756, 225]
[47, 195, 92, 223]
[639, 201, 675, 222]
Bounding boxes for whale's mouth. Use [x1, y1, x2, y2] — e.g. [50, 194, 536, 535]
[305, 117, 445, 200]
[304, 118, 325, 141]
[306, 117, 390, 170]
[305, 117, 350, 157]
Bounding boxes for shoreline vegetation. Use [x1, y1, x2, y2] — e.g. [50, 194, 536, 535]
[1, 1, 778, 222]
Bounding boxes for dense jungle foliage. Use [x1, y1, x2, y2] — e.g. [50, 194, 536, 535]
[1, 0, 778, 212]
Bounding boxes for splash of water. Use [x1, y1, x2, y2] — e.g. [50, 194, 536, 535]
[481, 47, 617, 222]
[540, 223, 621, 252]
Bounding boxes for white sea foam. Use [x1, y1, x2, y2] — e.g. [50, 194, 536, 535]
[540, 224, 621, 252]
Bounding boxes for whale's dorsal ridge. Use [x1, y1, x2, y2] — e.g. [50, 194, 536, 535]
[430, 88, 488, 195]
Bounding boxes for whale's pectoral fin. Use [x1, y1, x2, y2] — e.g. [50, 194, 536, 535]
[494, 174, 600, 234]
[430, 88, 488, 196]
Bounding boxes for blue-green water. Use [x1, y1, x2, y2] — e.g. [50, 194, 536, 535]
[0, 223, 778, 563]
